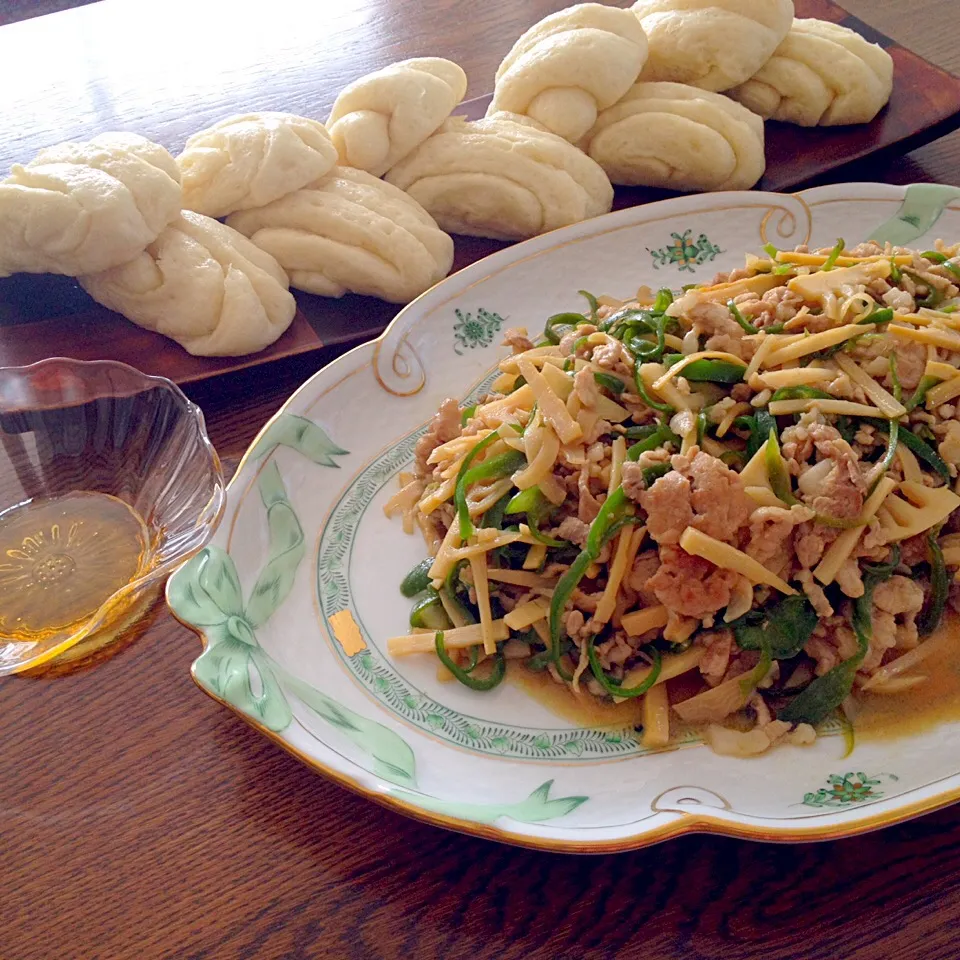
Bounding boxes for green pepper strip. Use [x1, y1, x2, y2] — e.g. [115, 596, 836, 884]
[696, 409, 708, 446]
[857, 307, 894, 326]
[905, 374, 940, 412]
[904, 270, 946, 309]
[434, 631, 505, 691]
[728, 299, 757, 334]
[633, 365, 674, 414]
[920, 251, 960, 281]
[919, 532, 948, 637]
[504, 486, 565, 547]
[460, 404, 477, 427]
[822, 238, 845, 271]
[400, 558, 434, 598]
[770, 386, 832, 402]
[587, 642, 662, 698]
[594, 371, 627, 394]
[889, 258, 902, 283]
[764, 429, 798, 505]
[869, 419, 899, 497]
[763, 242, 779, 258]
[654, 288, 674, 314]
[455, 434, 521, 540]
[866, 419, 950, 483]
[579, 289, 600, 324]
[601, 307, 648, 335]
[544, 312, 585, 345]
[662, 354, 746, 384]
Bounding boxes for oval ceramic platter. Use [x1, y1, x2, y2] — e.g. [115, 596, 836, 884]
[168, 181, 960, 852]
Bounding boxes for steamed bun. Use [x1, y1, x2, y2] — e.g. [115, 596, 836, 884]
[79, 210, 296, 357]
[0, 133, 181, 278]
[728, 19, 894, 126]
[327, 58, 467, 177]
[632, 0, 795, 92]
[385, 113, 613, 241]
[580, 82, 765, 191]
[178, 112, 338, 218]
[226, 167, 454, 303]
[487, 4, 648, 143]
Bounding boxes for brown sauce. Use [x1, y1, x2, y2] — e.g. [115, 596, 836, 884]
[852, 612, 960, 742]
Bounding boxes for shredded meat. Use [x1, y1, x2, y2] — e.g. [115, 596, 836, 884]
[637, 471, 692, 544]
[414, 398, 461, 473]
[638, 450, 753, 545]
[556, 516, 590, 548]
[687, 299, 743, 341]
[574, 365, 599, 407]
[745, 505, 815, 566]
[835, 559, 865, 599]
[797, 568, 834, 618]
[592, 339, 632, 370]
[685, 450, 755, 541]
[888, 337, 925, 389]
[501, 327, 534, 354]
[805, 620, 859, 675]
[699, 629, 733, 687]
[647, 545, 743, 619]
[735, 285, 805, 329]
[881, 287, 915, 314]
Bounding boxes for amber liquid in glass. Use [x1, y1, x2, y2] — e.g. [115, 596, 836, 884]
[0, 491, 150, 643]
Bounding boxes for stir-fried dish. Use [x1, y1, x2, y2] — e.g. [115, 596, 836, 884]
[385, 239, 960, 756]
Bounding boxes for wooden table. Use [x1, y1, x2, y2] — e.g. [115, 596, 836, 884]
[2, 2, 959, 958]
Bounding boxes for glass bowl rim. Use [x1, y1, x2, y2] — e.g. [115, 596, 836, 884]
[0, 356, 227, 672]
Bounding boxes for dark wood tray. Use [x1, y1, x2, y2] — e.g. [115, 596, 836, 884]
[2, 0, 959, 384]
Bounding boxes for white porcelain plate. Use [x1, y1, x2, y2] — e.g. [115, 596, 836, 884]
[168, 182, 960, 851]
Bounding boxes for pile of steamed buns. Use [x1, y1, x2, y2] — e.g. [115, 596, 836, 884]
[0, 1, 893, 357]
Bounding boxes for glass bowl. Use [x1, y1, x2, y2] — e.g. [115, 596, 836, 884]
[0, 358, 225, 674]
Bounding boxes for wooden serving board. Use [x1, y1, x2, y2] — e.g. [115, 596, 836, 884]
[1, 0, 959, 385]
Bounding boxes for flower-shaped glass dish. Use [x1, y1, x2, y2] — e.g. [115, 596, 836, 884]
[0, 358, 225, 673]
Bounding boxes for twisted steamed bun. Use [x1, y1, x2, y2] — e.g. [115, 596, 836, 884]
[487, 3, 649, 143]
[327, 58, 468, 177]
[385, 113, 613, 241]
[728, 19, 894, 127]
[580, 82, 765, 191]
[226, 167, 454, 303]
[79, 211, 296, 357]
[177, 112, 338, 219]
[0, 133, 181, 278]
[632, 0, 795, 92]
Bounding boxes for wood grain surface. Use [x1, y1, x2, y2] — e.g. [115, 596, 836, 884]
[2, 2, 960, 959]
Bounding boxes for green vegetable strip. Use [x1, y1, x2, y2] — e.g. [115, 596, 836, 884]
[889, 258, 902, 283]
[505, 486, 565, 547]
[920, 251, 960, 280]
[653, 288, 674, 314]
[867, 419, 950, 482]
[634, 365, 674, 414]
[763, 242, 779, 258]
[544, 312, 585, 345]
[822, 238, 845, 271]
[579, 289, 600, 324]
[594, 371, 627, 394]
[904, 375, 940, 412]
[460, 404, 477, 427]
[587, 642, 662, 698]
[779, 561, 895, 725]
[857, 307, 894, 326]
[770, 386, 832, 402]
[728, 299, 757, 334]
[676, 359, 746, 384]
[869, 418, 899, 496]
[696, 409, 708, 446]
[434, 631, 505, 691]
[626, 421, 679, 461]
[400, 558, 434, 597]
[453, 432, 504, 540]
[919, 532, 948, 637]
[764, 429, 798, 505]
[733, 595, 817, 659]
